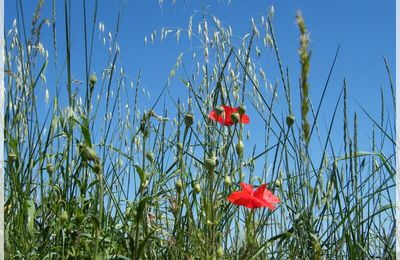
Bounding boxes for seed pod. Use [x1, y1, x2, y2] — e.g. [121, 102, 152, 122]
[46, 164, 55, 175]
[89, 73, 97, 87]
[238, 105, 246, 115]
[145, 152, 155, 162]
[224, 175, 232, 187]
[236, 140, 244, 156]
[184, 114, 194, 127]
[193, 183, 201, 194]
[230, 112, 240, 123]
[286, 114, 295, 127]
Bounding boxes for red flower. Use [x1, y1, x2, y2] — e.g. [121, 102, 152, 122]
[227, 182, 280, 209]
[208, 105, 250, 126]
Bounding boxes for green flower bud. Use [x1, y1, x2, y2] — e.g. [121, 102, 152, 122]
[184, 114, 194, 127]
[275, 179, 282, 187]
[46, 164, 55, 175]
[81, 146, 97, 162]
[215, 106, 224, 115]
[175, 180, 183, 193]
[230, 112, 240, 123]
[59, 210, 68, 225]
[236, 140, 244, 156]
[89, 73, 97, 87]
[224, 175, 232, 187]
[93, 161, 102, 174]
[125, 206, 132, 218]
[216, 247, 224, 258]
[238, 105, 246, 115]
[286, 114, 295, 127]
[193, 183, 201, 194]
[145, 152, 155, 162]
[204, 157, 218, 172]
[8, 153, 17, 163]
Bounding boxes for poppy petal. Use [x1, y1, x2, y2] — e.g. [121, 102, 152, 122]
[222, 105, 236, 114]
[240, 182, 254, 195]
[227, 191, 246, 203]
[208, 110, 219, 121]
[254, 184, 267, 199]
[240, 114, 250, 124]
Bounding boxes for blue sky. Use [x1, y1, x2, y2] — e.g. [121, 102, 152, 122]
[5, 0, 395, 164]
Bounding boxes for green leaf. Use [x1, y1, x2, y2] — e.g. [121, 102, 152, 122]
[26, 199, 35, 236]
[80, 116, 92, 147]
[134, 165, 146, 187]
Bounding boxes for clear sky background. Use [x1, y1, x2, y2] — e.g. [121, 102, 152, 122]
[5, 0, 395, 163]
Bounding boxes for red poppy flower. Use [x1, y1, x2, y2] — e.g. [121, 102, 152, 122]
[208, 105, 250, 126]
[227, 182, 280, 209]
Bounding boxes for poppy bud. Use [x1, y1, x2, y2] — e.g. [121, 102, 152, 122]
[81, 146, 97, 162]
[89, 73, 97, 87]
[236, 140, 244, 156]
[193, 183, 201, 194]
[215, 106, 224, 115]
[46, 164, 55, 175]
[230, 112, 240, 123]
[175, 180, 183, 193]
[145, 151, 155, 162]
[238, 105, 246, 115]
[286, 114, 295, 127]
[8, 153, 17, 163]
[224, 175, 232, 187]
[59, 210, 68, 225]
[204, 156, 218, 172]
[274, 179, 282, 187]
[184, 114, 194, 127]
[216, 247, 224, 258]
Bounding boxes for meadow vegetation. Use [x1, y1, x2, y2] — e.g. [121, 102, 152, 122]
[4, 1, 395, 259]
